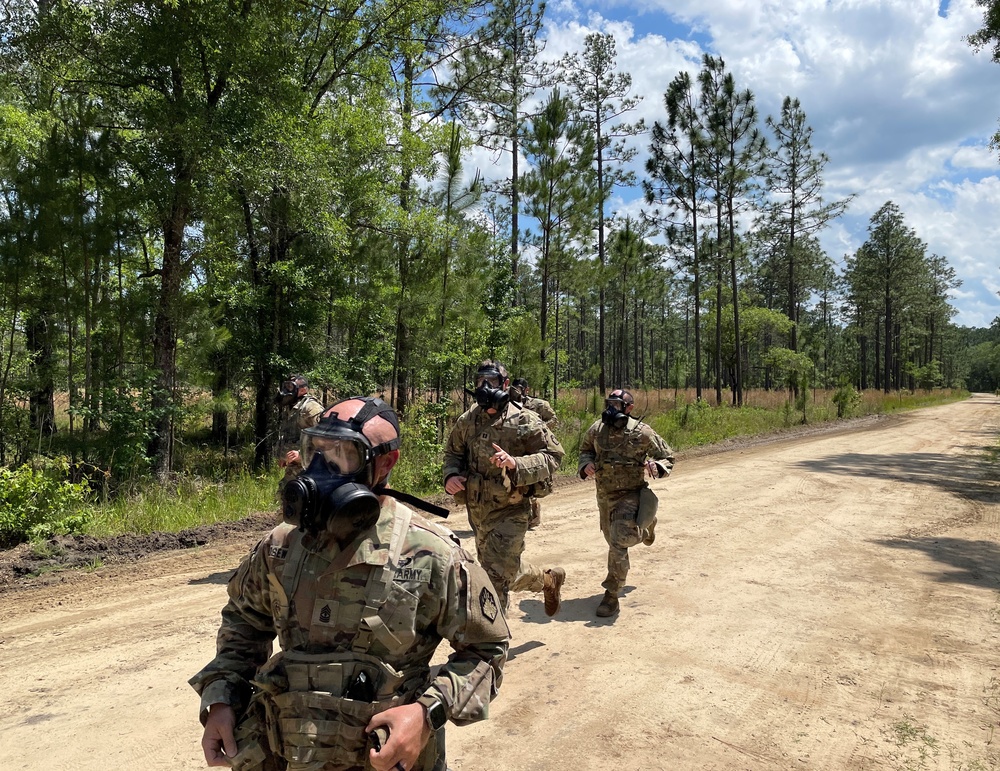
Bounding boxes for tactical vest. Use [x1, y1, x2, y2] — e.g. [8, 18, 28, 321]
[458, 405, 552, 507]
[593, 418, 649, 493]
[251, 506, 442, 770]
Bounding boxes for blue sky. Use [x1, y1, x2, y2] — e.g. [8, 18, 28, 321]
[471, 0, 1000, 328]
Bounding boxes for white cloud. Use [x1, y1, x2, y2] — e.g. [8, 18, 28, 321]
[535, 0, 1000, 327]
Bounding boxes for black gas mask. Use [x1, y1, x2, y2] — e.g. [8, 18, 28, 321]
[281, 397, 401, 541]
[274, 379, 300, 408]
[467, 367, 510, 413]
[601, 392, 632, 429]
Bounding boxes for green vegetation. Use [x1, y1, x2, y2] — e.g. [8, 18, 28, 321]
[0, 386, 961, 546]
[0, 2, 996, 547]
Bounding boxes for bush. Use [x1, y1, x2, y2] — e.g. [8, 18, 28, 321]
[0, 457, 90, 546]
[832, 382, 862, 418]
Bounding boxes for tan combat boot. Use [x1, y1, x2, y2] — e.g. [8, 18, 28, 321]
[596, 590, 619, 617]
[542, 567, 565, 616]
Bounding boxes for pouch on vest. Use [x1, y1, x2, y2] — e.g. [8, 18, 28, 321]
[229, 696, 283, 771]
[527, 477, 553, 499]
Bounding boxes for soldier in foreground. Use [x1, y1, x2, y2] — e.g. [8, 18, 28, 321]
[191, 397, 509, 771]
[509, 378, 556, 530]
[444, 360, 567, 616]
[274, 374, 324, 489]
[579, 389, 675, 618]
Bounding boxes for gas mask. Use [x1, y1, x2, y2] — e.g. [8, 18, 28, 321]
[468, 368, 510, 413]
[601, 395, 631, 429]
[281, 397, 401, 540]
[274, 379, 300, 408]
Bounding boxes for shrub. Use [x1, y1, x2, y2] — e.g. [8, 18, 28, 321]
[0, 457, 90, 546]
[832, 382, 862, 418]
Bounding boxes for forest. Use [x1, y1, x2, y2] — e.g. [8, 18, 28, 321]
[1, 0, 999, 528]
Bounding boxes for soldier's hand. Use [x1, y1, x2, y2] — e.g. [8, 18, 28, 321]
[367, 703, 431, 771]
[285, 450, 301, 466]
[445, 475, 467, 495]
[201, 703, 238, 767]
[645, 460, 659, 477]
[582, 462, 596, 479]
[490, 443, 516, 470]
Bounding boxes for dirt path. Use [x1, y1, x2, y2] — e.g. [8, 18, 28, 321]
[1, 395, 999, 771]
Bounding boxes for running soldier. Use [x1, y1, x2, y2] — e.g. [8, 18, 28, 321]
[509, 377, 556, 530]
[579, 389, 675, 617]
[444, 361, 566, 616]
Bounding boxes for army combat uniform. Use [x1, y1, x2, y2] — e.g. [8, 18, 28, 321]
[515, 395, 556, 530]
[578, 417, 674, 595]
[443, 402, 564, 609]
[190, 498, 509, 771]
[277, 394, 325, 485]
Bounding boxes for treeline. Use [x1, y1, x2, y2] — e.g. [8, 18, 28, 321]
[0, 1, 994, 483]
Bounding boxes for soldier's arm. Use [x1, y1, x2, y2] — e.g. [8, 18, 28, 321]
[645, 427, 675, 478]
[442, 416, 471, 483]
[577, 422, 598, 477]
[189, 541, 276, 723]
[427, 552, 509, 726]
[510, 416, 564, 487]
[536, 399, 557, 425]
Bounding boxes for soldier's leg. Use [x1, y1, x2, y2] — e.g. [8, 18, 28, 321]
[600, 493, 642, 594]
[467, 506, 510, 608]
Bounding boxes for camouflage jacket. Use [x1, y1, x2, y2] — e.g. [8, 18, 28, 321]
[442, 402, 564, 504]
[189, 498, 509, 726]
[520, 395, 557, 427]
[578, 417, 675, 494]
[275, 394, 325, 462]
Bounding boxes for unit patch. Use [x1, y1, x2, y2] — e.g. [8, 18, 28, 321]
[394, 567, 430, 583]
[479, 586, 499, 623]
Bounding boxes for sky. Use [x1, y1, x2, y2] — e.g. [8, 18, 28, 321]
[469, 0, 1000, 329]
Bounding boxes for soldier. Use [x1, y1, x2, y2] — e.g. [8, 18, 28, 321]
[191, 397, 509, 771]
[444, 360, 567, 616]
[579, 389, 675, 618]
[509, 378, 556, 530]
[274, 375, 325, 487]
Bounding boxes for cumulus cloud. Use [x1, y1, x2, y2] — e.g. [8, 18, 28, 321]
[534, 0, 1000, 327]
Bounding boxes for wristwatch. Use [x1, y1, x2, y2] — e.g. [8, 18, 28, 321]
[418, 692, 448, 731]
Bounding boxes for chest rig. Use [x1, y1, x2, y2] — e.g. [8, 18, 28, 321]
[251, 504, 440, 770]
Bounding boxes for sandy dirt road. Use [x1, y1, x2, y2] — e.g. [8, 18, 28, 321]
[1, 394, 999, 771]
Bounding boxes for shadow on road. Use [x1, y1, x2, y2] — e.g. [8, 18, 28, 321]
[795, 451, 999, 503]
[188, 570, 234, 585]
[873, 536, 1000, 589]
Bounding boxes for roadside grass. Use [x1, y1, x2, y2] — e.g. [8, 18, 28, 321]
[41, 387, 969, 541]
[83, 472, 278, 537]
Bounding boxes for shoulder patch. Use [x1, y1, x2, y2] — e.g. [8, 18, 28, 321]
[479, 586, 499, 622]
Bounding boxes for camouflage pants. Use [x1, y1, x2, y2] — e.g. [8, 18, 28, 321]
[467, 500, 545, 609]
[597, 487, 657, 593]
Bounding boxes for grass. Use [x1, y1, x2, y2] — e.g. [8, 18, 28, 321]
[56, 387, 969, 539]
[83, 472, 279, 537]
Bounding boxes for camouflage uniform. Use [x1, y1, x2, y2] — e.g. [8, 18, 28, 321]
[578, 417, 674, 594]
[513, 395, 556, 529]
[443, 402, 564, 609]
[190, 498, 509, 771]
[277, 394, 325, 484]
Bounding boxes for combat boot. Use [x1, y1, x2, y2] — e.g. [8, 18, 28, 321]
[542, 567, 565, 616]
[596, 590, 619, 617]
[642, 518, 656, 546]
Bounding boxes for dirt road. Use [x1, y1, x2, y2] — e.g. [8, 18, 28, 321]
[2, 394, 999, 771]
